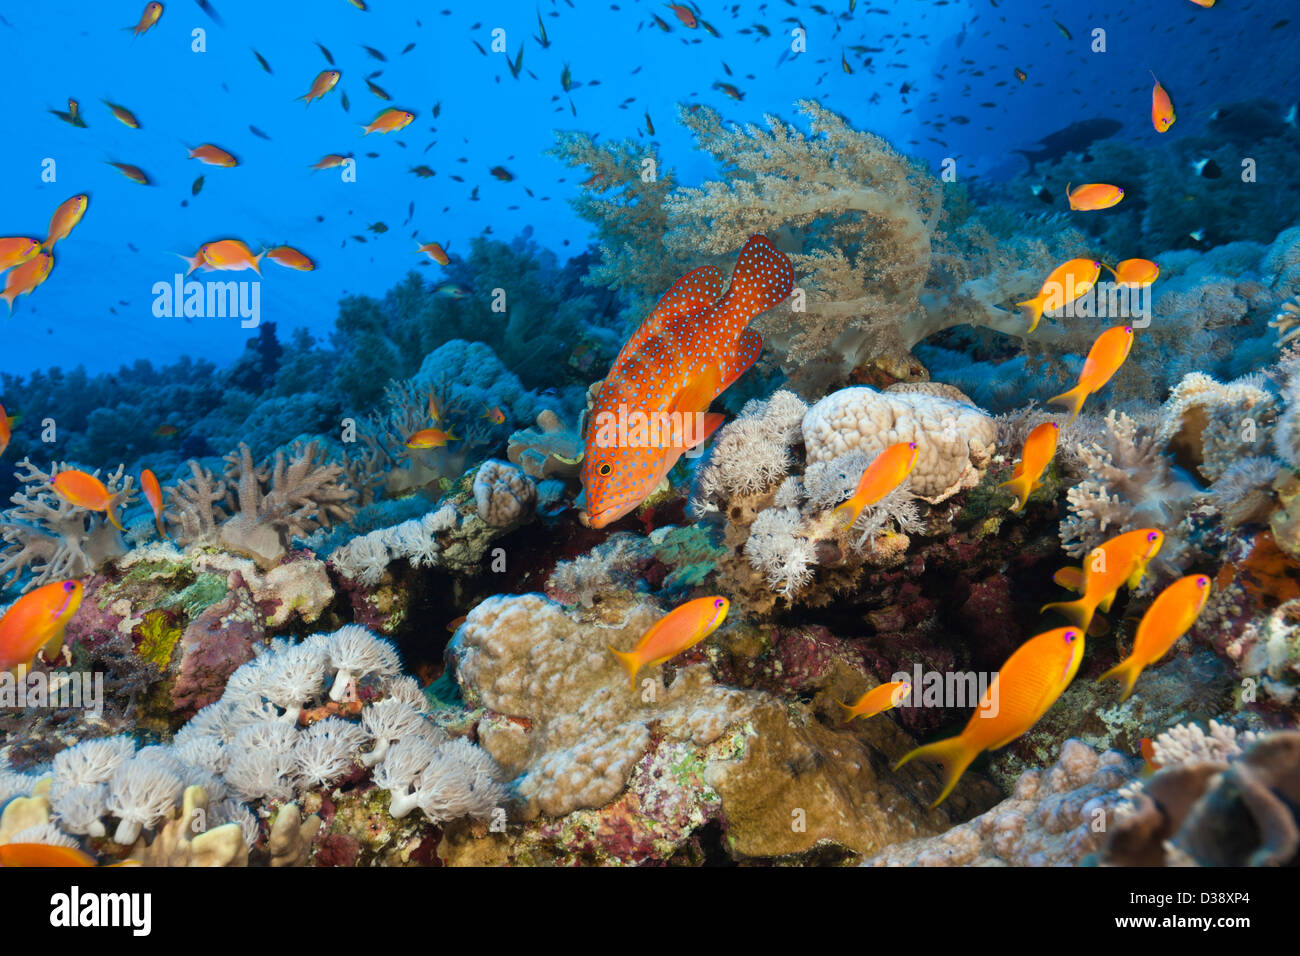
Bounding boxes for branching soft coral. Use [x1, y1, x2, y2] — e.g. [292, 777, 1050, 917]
[1059, 411, 1208, 590]
[555, 99, 1092, 395]
[0, 460, 134, 591]
[170, 441, 356, 568]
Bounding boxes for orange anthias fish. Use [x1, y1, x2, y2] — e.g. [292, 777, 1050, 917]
[426, 392, 442, 424]
[301, 70, 341, 105]
[0, 843, 98, 867]
[2, 252, 54, 313]
[103, 100, 140, 129]
[1067, 182, 1125, 211]
[1017, 258, 1101, 332]
[128, 1, 163, 36]
[999, 421, 1058, 512]
[406, 427, 458, 449]
[666, 3, 698, 28]
[140, 468, 167, 539]
[42, 195, 88, 251]
[1047, 324, 1134, 422]
[311, 154, 351, 171]
[188, 144, 238, 167]
[895, 626, 1084, 806]
[833, 441, 918, 528]
[580, 235, 794, 529]
[1139, 737, 1162, 773]
[418, 242, 451, 265]
[265, 246, 315, 271]
[1186, 0, 1215, 6]
[107, 162, 150, 185]
[0, 237, 41, 272]
[1099, 575, 1211, 700]
[52, 470, 125, 530]
[837, 680, 912, 724]
[608, 596, 729, 688]
[1107, 258, 1160, 288]
[1042, 528, 1164, 633]
[0, 403, 13, 458]
[0, 580, 84, 674]
[181, 239, 263, 275]
[482, 406, 506, 425]
[1150, 73, 1176, 133]
[364, 108, 415, 135]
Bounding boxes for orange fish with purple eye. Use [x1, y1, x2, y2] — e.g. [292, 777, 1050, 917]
[1017, 258, 1101, 333]
[406, 427, 459, 449]
[0, 237, 42, 272]
[43, 195, 88, 251]
[53, 470, 125, 530]
[665, 3, 698, 28]
[1150, 72, 1176, 132]
[999, 421, 1058, 512]
[311, 154, 352, 171]
[417, 242, 450, 266]
[0, 579, 84, 675]
[188, 144, 238, 167]
[833, 441, 918, 529]
[837, 680, 912, 724]
[265, 246, 315, 271]
[364, 108, 414, 135]
[1067, 182, 1124, 211]
[1047, 324, 1133, 422]
[127, 1, 163, 36]
[300, 69, 341, 105]
[1043, 528, 1164, 634]
[1099, 575, 1211, 701]
[895, 626, 1085, 806]
[482, 406, 506, 425]
[140, 468, 167, 539]
[2, 252, 54, 313]
[608, 596, 729, 689]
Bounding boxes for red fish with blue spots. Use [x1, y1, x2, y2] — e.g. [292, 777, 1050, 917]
[579, 235, 794, 528]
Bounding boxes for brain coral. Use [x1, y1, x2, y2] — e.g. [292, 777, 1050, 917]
[449, 594, 755, 819]
[802, 384, 996, 502]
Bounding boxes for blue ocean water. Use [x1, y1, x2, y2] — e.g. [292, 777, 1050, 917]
[2, 0, 1293, 375]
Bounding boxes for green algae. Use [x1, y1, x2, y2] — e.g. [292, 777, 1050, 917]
[159, 572, 228, 618]
[135, 609, 184, 669]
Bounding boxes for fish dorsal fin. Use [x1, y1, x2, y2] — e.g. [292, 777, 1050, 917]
[614, 266, 724, 367]
[709, 235, 795, 327]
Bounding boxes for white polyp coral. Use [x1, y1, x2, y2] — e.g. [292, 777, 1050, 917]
[382, 675, 431, 712]
[106, 758, 184, 845]
[50, 735, 137, 797]
[0, 769, 37, 804]
[172, 735, 229, 775]
[414, 738, 508, 824]
[173, 701, 237, 746]
[5, 823, 81, 849]
[743, 507, 817, 596]
[692, 391, 808, 515]
[327, 501, 461, 584]
[802, 384, 996, 503]
[325, 626, 402, 701]
[51, 783, 109, 837]
[262, 642, 328, 724]
[292, 718, 368, 791]
[224, 720, 299, 802]
[372, 736, 441, 817]
[360, 699, 431, 766]
[212, 798, 260, 848]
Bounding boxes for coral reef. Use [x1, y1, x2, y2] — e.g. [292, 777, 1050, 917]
[864, 740, 1140, 866]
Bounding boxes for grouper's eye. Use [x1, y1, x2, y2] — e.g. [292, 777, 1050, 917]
[598, 464, 611, 476]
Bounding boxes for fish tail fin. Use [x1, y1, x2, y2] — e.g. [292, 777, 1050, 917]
[1041, 596, 1094, 631]
[727, 235, 796, 315]
[832, 499, 860, 529]
[893, 735, 978, 808]
[251, 252, 264, 275]
[835, 700, 857, 725]
[607, 646, 641, 690]
[106, 497, 125, 532]
[1, 291, 14, 314]
[40, 237, 53, 252]
[997, 472, 1032, 511]
[1047, 383, 1088, 423]
[1015, 296, 1044, 332]
[1098, 657, 1142, 701]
